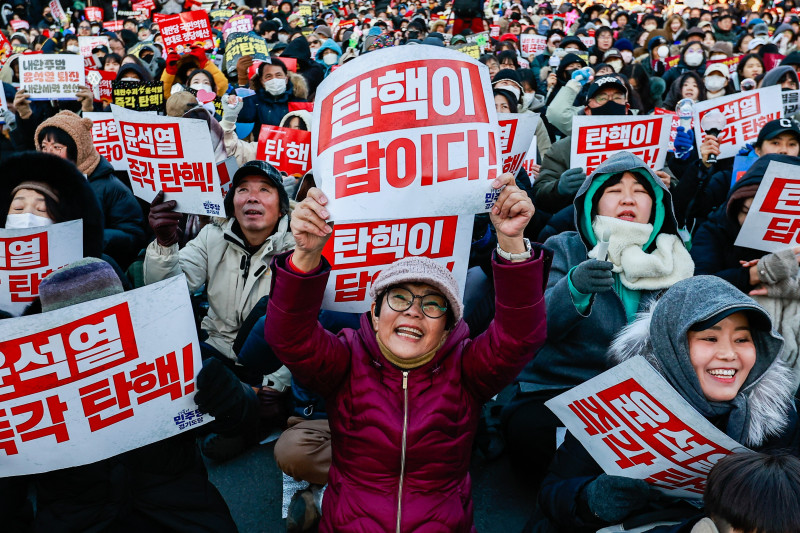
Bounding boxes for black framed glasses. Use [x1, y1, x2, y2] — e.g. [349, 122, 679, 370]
[385, 287, 448, 319]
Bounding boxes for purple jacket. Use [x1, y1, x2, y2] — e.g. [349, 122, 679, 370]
[265, 251, 550, 532]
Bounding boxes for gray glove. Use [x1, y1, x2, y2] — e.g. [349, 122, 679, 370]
[581, 474, 654, 523]
[558, 167, 586, 196]
[221, 94, 243, 126]
[570, 259, 614, 294]
[759, 248, 799, 285]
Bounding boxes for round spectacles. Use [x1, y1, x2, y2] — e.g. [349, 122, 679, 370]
[385, 287, 448, 319]
[592, 93, 627, 105]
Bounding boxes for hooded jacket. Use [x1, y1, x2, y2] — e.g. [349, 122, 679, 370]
[762, 65, 800, 92]
[238, 73, 308, 132]
[662, 44, 707, 91]
[33, 111, 145, 268]
[535, 275, 799, 533]
[517, 152, 687, 395]
[281, 36, 325, 96]
[691, 154, 800, 292]
[315, 38, 342, 78]
[263, 250, 550, 533]
[143, 216, 295, 362]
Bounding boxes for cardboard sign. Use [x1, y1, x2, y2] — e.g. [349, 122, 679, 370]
[735, 159, 800, 251]
[570, 115, 670, 175]
[520, 34, 547, 56]
[0, 221, 83, 317]
[49, 0, 66, 23]
[85, 112, 127, 171]
[216, 156, 237, 196]
[0, 275, 210, 477]
[546, 356, 748, 500]
[223, 32, 269, 67]
[783, 89, 800, 117]
[112, 80, 165, 113]
[299, 4, 313, 17]
[85, 6, 103, 22]
[497, 112, 539, 176]
[20, 54, 84, 101]
[490, 25, 500, 38]
[208, 8, 235, 20]
[256, 125, 312, 177]
[465, 31, 490, 52]
[707, 54, 742, 77]
[457, 44, 481, 59]
[320, 215, 474, 313]
[103, 20, 124, 32]
[159, 11, 213, 52]
[692, 86, 783, 161]
[111, 105, 223, 217]
[222, 14, 253, 40]
[10, 19, 29, 30]
[79, 36, 109, 69]
[85, 69, 115, 103]
[579, 35, 596, 48]
[653, 107, 684, 152]
[312, 46, 501, 222]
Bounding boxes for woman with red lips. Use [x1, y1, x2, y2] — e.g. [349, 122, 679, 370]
[263, 172, 551, 532]
[532, 275, 800, 532]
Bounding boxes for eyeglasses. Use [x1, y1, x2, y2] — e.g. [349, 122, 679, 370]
[79, 25, 91, 30]
[592, 93, 627, 105]
[385, 287, 448, 319]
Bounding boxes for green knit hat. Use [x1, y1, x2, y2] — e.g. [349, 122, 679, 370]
[39, 258, 123, 312]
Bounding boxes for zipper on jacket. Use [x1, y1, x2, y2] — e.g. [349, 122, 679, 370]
[396, 371, 409, 533]
[240, 253, 252, 279]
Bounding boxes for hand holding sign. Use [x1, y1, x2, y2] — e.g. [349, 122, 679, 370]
[148, 191, 182, 247]
[13, 88, 31, 119]
[489, 172, 534, 251]
[581, 474, 659, 523]
[75, 84, 94, 112]
[290, 187, 333, 272]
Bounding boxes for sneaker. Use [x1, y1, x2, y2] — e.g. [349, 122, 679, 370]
[200, 432, 247, 462]
[286, 488, 321, 532]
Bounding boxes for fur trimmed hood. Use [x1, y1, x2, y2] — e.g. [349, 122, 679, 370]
[608, 275, 796, 447]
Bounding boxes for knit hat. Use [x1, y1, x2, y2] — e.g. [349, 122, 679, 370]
[370, 256, 463, 324]
[11, 181, 59, 203]
[39, 258, 123, 312]
[224, 160, 289, 217]
[34, 111, 100, 176]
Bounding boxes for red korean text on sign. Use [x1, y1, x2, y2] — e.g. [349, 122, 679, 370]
[568, 378, 733, 496]
[91, 117, 124, 164]
[0, 232, 48, 271]
[256, 125, 312, 177]
[0, 395, 69, 456]
[698, 93, 764, 148]
[79, 342, 195, 432]
[756, 177, 800, 244]
[119, 122, 182, 159]
[127, 159, 216, 194]
[159, 11, 213, 51]
[0, 303, 139, 402]
[577, 118, 662, 174]
[317, 60, 490, 153]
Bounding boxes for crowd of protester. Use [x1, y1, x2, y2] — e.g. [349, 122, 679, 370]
[2, 0, 800, 532]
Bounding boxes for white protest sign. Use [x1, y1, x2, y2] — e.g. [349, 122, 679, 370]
[19, 54, 85, 101]
[579, 35, 596, 48]
[49, 0, 66, 23]
[570, 115, 671, 175]
[498, 112, 539, 176]
[85, 112, 128, 171]
[312, 45, 502, 222]
[783, 89, 800, 117]
[546, 356, 748, 500]
[0, 275, 209, 477]
[734, 159, 800, 252]
[320, 215, 473, 313]
[0, 88, 7, 124]
[692, 86, 783, 160]
[78, 36, 109, 69]
[111, 104, 223, 216]
[0, 221, 83, 317]
[520, 34, 547, 56]
[521, 134, 539, 185]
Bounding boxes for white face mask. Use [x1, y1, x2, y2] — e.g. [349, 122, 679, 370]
[5, 213, 53, 229]
[120, 77, 140, 82]
[498, 84, 521, 100]
[264, 78, 287, 95]
[322, 53, 338, 65]
[643, 24, 657, 32]
[657, 45, 670, 58]
[608, 59, 624, 73]
[190, 82, 212, 92]
[278, 33, 289, 43]
[685, 50, 704, 66]
[66, 44, 80, 53]
[705, 76, 726, 92]
[710, 54, 727, 61]
[621, 50, 633, 63]
[522, 92, 535, 108]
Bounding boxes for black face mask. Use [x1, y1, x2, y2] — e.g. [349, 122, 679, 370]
[591, 100, 628, 116]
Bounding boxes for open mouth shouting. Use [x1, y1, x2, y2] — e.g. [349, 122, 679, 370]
[395, 325, 424, 342]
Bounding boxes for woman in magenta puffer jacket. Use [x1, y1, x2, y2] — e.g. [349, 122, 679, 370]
[264, 172, 551, 532]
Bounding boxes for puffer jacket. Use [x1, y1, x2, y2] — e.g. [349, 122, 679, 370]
[238, 75, 309, 132]
[264, 250, 551, 532]
[143, 216, 295, 361]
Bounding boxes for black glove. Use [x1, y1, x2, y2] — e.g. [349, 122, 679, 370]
[557, 167, 587, 196]
[570, 259, 614, 294]
[148, 191, 182, 247]
[195, 358, 252, 422]
[580, 474, 653, 523]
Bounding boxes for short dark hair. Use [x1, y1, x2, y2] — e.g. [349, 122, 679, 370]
[38, 127, 78, 164]
[705, 452, 800, 533]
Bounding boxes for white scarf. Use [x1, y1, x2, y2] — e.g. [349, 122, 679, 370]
[587, 216, 694, 290]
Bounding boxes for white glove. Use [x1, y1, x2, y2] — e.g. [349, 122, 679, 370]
[221, 94, 243, 125]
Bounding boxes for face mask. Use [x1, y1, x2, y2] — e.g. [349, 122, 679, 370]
[621, 50, 633, 63]
[704, 76, 726, 92]
[591, 100, 627, 116]
[278, 33, 289, 43]
[499, 84, 521, 100]
[323, 53, 338, 65]
[5, 213, 53, 229]
[685, 50, 704, 66]
[67, 44, 80, 53]
[522, 92, 535, 108]
[710, 54, 727, 61]
[644, 24, 657, 32]
[657, 45, 670, 58]
[120, 77, 139, 82]
[264, 78, 287, 95]
[608, 60, 623, 73]
[190, 82, 212, 92]
[92, 26, 100, 35]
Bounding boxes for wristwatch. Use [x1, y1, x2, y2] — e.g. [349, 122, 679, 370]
[496, 238, 532, 261]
